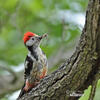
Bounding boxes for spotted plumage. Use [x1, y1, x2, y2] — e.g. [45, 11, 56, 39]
[17, 32, 48, 99]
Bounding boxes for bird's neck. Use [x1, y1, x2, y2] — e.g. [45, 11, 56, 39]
[27, 46, 41, 61]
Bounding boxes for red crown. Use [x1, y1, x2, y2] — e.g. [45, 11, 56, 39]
[23, 32, 36, 43]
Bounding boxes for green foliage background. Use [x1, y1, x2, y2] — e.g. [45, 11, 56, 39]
[0, 0, 99, 100]
[0, 0, 87, 65]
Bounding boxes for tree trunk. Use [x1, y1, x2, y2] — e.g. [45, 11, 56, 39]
[18, 0, 100, 100]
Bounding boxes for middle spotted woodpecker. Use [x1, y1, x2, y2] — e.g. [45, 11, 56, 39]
[18, 32, 48, 98]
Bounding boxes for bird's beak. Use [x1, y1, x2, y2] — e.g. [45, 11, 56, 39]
[37, 33, 48, 40]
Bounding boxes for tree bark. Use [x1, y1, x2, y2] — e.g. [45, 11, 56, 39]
[18, 0, 100, 100]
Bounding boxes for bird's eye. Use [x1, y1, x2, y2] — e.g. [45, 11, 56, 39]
[32, 38, 34, 40]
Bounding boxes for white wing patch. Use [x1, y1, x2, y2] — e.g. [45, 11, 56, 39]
[24, 61, 28, 68]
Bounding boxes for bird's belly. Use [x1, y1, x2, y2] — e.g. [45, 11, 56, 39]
[29, 61, 47, 84]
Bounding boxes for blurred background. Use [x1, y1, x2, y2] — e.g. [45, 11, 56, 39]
[0, 0, 100, 100]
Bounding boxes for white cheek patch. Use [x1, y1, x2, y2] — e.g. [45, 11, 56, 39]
[26, 39, 34, 46]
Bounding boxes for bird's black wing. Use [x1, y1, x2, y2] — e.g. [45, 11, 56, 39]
[17, 56, 33, 99]
[24, 55, 33, 80]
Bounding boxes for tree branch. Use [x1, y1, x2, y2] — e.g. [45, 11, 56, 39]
[18, 0, 100, 99]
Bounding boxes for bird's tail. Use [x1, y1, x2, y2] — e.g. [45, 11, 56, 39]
[17, 83, 26, 100]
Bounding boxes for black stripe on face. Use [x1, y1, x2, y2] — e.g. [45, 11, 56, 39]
[24, 56, 33, 77]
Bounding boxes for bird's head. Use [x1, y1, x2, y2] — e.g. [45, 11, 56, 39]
[23, 32, 47, 48]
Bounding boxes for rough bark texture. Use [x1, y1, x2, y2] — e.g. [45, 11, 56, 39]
[18, 0, 100, 100]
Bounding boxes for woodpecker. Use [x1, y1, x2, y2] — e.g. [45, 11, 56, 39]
[18, 32, 48, 99]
